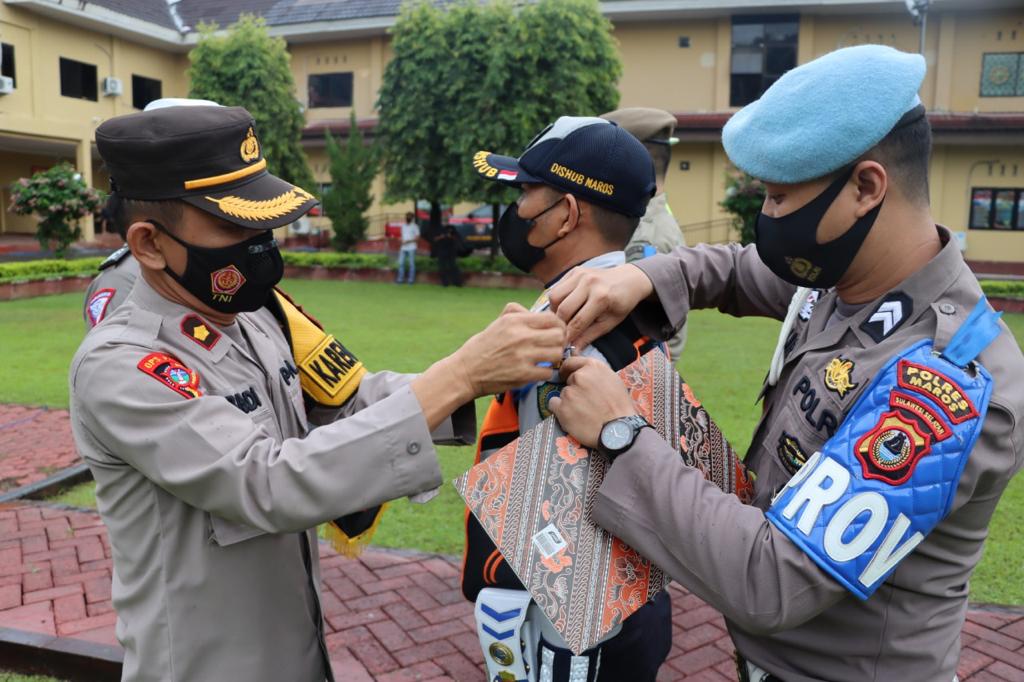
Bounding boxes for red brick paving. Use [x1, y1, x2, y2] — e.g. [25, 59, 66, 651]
[1, 406, 1023, 679]
[0, 406, 79, 492]
[0, 503, 1022, 680]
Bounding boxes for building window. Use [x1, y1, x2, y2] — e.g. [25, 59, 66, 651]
[730, 15, 799, 107]
[59, 57, 98, 101]
[308, 72, 353, 108]
[969, 187, 1024, 230]
[1, 43, 15, 87]
[980, 53, 1024, 97]
[132, 75, 162, 110]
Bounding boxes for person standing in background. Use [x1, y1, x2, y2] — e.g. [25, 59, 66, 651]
[433, 224, 463, 287]
[396, 211, 420, 284]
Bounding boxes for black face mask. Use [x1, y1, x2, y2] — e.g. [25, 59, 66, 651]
[153, 220, 284, 313]
[497, 197, 566, 273]
[755, 166, 884, 288]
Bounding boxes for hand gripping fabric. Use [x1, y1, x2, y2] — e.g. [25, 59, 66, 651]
[767, 299, 1000, 599]
[265, 287, 382, 557]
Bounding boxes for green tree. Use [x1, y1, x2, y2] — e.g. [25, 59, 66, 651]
[377, 2, 455, 237]
[9, 164, 104, 258]
[187, 14, 316, 193]
[324, 113, 379, 252]
[720, 170, 766, 245]
[378, 0, 622, 244]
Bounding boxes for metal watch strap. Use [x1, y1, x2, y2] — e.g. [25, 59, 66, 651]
[605, 414, 651, 462]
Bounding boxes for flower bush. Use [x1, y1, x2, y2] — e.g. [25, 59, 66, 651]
[8, 163, 105, 258]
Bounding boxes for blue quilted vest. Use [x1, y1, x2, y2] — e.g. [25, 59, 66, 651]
[767, 297, 1002, 599]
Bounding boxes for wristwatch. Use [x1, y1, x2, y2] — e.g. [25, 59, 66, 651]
[597, 414, 651, 461]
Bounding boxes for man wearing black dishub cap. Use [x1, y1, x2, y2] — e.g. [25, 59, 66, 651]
[69, 104, 567, 681]
[463, 116, 673, 682]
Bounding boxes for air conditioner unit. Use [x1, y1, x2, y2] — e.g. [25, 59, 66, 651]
[0, 76, 13, 95]
[102, 77, 123, 97]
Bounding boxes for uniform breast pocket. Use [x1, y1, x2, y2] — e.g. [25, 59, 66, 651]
[208, 513, 267, 547]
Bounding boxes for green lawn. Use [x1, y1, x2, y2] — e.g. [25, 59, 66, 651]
[0, 674, 63, 682]
[4, 280, 1023, 603]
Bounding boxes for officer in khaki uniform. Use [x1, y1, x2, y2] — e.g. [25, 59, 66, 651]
[546, 45, 1024, 681]
[600, 107, 687, 358]
[70, 105, 566, 682]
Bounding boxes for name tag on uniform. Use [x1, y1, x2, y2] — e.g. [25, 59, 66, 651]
[298, 335, 366, 406]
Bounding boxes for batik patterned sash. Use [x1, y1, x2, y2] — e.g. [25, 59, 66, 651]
[454, 348, 752, 654]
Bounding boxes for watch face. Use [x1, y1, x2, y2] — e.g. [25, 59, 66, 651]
[601, 420, 633, 451]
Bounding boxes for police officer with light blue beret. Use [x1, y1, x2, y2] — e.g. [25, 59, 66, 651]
[544, 44, 1024, 682]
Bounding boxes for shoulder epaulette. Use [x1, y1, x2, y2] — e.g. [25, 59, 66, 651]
[99, 245, 131, 271]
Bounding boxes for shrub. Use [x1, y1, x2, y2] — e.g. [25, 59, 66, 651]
[0, 257, 105, 284]
[8, 164, 105, 258]
[981, 280, 1024, 300]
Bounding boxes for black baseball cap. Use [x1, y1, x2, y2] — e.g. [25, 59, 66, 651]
[96, 106, 317, 230]
[472, 116, 656, 218]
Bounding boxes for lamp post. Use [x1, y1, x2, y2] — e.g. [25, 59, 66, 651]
[905, 0, 931, 55]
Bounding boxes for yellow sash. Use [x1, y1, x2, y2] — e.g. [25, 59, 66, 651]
[269, 288, 383, 557]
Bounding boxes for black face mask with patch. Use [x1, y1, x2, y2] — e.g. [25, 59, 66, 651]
[153, 220, 283, 313]
[755, 166, 884, 289]
[496, 197, 567, 274]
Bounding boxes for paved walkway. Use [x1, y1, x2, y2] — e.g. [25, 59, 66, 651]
[0, 406, 79, 493]
[1, 407, 1023, 680]
[1, 503, 1023, 681]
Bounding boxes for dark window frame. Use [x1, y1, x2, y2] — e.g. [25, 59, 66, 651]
[968, 187, 1024, 230]
[729, 13, 799, 108]
[979, 52, 1024, 98]
[1, 43, 15, 87]
[308, 72, 353, 108]
[131, 74, 162, 110]
[59, 57, 98, 101]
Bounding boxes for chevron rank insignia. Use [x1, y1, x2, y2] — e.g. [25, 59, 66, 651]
[860, 292, 913, 343]
[181, 314, 221, 350]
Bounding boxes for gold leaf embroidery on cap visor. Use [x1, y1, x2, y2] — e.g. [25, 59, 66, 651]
[204, 187, 314, 222]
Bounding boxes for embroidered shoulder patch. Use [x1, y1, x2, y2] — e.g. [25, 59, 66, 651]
[86, 288, 116, 327]
[860, 292, 912, 342]
[896, 359, 978, 424]
[180, 314, 221, 350]
[137, 352, 202, 399]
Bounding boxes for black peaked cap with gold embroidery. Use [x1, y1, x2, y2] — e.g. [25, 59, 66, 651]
[95, 106, 317, 230]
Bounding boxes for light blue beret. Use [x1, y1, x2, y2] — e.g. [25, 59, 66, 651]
[722, 44, 926, 184]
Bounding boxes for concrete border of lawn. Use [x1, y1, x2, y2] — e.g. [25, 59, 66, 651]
[0, 627, 121, 682]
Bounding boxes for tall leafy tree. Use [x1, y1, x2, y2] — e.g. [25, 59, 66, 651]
[188, 14, 316, 192]
[378, 0, 622, 243]
[377, 2, 457, 237]
[323, 113, 379, 252]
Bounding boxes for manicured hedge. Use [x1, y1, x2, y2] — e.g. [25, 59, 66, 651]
[2, 256, 1020, 299]
[981, 280, 1024, 300]
[0, 257, 104, 284]
[281, 251, 521, 275]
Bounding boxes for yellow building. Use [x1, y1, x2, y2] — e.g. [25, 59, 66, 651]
[2, 0, 1023, 270]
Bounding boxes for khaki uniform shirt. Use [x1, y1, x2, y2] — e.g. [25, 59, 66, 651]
[69, 276, 474, 682]
[625, 193, 687, 359]
[593, 228, 1024, 682]
[83, 248, 139, 331]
